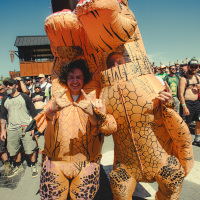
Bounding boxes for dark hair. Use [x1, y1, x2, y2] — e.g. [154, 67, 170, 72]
[106, 52, 123, 67]
[169, 65, 176, 69]
[59, 59, 91, 86]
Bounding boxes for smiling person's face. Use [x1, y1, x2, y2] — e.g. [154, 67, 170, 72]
[67, 68, 84, 95]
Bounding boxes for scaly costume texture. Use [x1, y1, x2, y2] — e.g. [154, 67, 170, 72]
[41, 0, 194, 199]
[31, 81, 117, 200]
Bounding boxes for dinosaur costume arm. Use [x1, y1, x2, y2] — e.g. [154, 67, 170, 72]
[93, 108, 117, 136]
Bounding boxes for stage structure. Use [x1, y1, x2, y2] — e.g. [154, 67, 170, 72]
[14, 35, 54, 78]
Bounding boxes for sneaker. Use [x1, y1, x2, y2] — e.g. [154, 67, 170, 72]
[7, 164, 24, 178]
[192, 140, 200, 147]
[4, 161, 12, 176]
[31, 165, 38, 178]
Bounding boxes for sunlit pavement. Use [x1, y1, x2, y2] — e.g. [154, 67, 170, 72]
[0, 127, 199, 200]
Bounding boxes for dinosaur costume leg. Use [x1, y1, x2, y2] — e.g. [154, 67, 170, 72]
[40, 155, 100, 200]
[110, 164, 137, 200]
[69, 162, 100, 200]
[40, 156, 69, 200]
[155, 155, 185, 200]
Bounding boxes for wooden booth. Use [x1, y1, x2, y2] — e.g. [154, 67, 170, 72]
[14, 35, 54, 78]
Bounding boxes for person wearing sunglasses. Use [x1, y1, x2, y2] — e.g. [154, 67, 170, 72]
[157, 64, 169, 80]
[38, 74, 51, 94]
[178, 59, 200, 147]
[164, 65, 180, 113]
[1, 78, 38, 178]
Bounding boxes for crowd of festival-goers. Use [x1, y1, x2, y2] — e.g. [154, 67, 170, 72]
[0, 74, 51, 178]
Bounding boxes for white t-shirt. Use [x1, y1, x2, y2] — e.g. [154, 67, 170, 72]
[72, 95, 79, 102]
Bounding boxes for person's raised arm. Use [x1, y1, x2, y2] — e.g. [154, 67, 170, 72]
[15, 77, 29, 94]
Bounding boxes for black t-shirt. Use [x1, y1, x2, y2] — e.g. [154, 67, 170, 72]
[1, 93, 37, 131]
[31, 91, 46, 103]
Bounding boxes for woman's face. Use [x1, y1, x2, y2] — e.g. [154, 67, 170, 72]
[67, 68, 84, 95]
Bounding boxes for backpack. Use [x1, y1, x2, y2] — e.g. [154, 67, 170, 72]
[41, 83, 48, 93]
[183, 75, 200, 97]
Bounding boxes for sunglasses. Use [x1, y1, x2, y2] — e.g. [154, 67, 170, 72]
[170, 68, 176, 70]
[189, 66, 198, 69]
[38, 77, 43, 79]
[5, 83, 14, 87]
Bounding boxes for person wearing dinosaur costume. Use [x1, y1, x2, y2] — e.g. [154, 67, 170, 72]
[33, 0, 193, 199]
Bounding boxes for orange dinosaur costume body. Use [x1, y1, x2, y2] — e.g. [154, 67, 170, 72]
[37, 0, 193, 199]
[32, 79, 117, 199]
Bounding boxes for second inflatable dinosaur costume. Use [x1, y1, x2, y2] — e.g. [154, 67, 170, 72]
[28, 0, 193, 199]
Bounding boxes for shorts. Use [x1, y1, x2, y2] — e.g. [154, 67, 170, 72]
[7, 126, 37, 156]
[180, 99, 200, 124]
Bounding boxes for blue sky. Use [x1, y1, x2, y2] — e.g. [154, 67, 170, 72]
[0, 0, 200, 78]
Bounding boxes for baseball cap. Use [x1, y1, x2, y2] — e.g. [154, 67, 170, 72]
[160, 65, 166, 68]
[38, 74, 45, 78]
[3, 79, 18, 86]
[188, 59, 198, 66]
[25, 76, 32, 81]
[35, 83, 41, 88]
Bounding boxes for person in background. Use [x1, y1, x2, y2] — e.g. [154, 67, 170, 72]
[180, 63, 188, 77]
[38, 74, 51, 94]
[179, 59, 200, 147]
[164, 65, 180, 113]
[45, 85, 52, 103]
[31, 83, 46, 154]
[45, 76, 52, 103]
[150, 65, 165, 85]
[38, 74, 51, 104]
[175, 63, 180, 75]
[47, 76, 52, 84]
[0, 81, 11, 176]
[153, 66, 159, 75]
[157, 65, 168, 80]
[31, 83, 46, 114]
[15, 77, 29, 95]
[1, 79, 38, 178]
[25, 76, 34, 96]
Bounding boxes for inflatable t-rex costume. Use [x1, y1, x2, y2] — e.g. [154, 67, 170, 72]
[41, 0, 193, 199]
